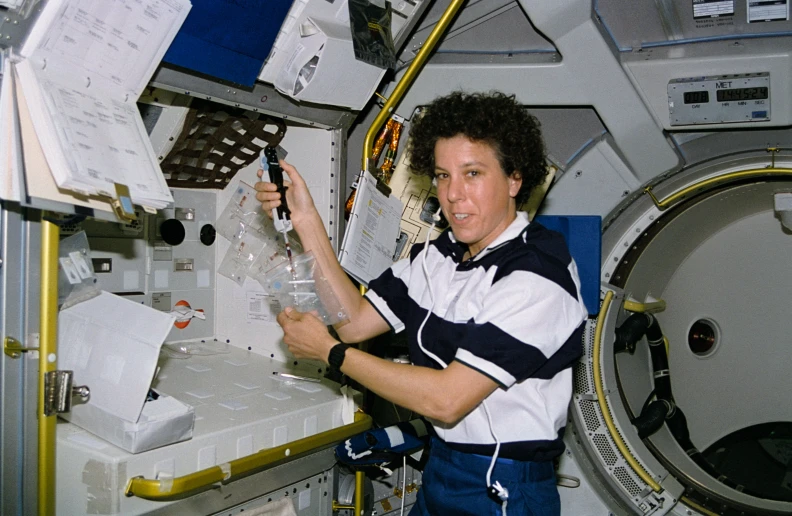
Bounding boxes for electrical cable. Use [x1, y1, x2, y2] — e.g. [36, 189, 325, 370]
[400, 455, 407, 516]
[641, 388, 657, 415]
[483, 401, 508, 515]
[417, 207, 448, 368]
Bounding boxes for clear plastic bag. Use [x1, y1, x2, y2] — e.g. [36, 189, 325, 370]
[261, 251, 348, 325]
[58, 231, 100, 309]
[217, 230, 266, 286]
[216, 179, 302, 285]
[161, 340, 230, 358]
[248, 232, 303, 283]
[216, 181, 267, 242]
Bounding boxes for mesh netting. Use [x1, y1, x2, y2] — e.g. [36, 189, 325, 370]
[161, 103, 287, 189]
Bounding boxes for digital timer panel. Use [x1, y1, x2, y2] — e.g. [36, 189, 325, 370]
[668, 73, 770, 126]
[716, 87, 769, 102]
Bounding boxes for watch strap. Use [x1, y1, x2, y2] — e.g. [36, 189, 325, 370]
[328, 343, 350, 371]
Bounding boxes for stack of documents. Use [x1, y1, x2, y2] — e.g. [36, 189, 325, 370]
[339, 170, 403, 285]
[1, 0, 191, 212]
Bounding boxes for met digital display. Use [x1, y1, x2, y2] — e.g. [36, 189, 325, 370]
[716, 87, 769, 102]
[668, 73, 771, 126]
[683, 91, 710, 104]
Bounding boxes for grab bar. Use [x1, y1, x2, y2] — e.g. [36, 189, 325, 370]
[125, 412, 373, 500]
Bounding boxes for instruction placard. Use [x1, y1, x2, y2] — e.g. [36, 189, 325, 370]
[693, 0, 735, 18]
[246, 291, 272, 322]
[748, 0, 789, 22]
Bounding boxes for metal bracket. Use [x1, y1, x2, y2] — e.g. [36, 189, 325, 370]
[44, 370, 90, 416]
[4, 336, 39, 359]
[768, 146, 779, 168]
[332, 501, 355, 512]
[174, 207, 195, 221]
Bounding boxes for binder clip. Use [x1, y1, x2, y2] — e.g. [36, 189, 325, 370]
[111, 183, 137, 222]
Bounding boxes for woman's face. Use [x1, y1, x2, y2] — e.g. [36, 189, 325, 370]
[434, 135, 522, 258]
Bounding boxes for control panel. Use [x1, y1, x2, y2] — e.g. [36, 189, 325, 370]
[667, 73, 770, 126]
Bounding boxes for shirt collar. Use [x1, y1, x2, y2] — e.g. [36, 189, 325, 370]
[448, 211, 530, 262]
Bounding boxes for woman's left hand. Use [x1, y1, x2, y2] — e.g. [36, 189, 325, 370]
[276, 307, 339, 363]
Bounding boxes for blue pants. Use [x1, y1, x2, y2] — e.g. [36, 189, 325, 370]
[410, 437, 560, 516]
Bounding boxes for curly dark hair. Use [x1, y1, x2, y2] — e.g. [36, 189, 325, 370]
[408, 91, 548, 205]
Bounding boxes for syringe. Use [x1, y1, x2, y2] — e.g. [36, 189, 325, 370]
[262, 147, 296, 278]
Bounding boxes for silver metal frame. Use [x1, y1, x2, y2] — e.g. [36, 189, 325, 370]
[0, 0, 48, 51]
[0, 203, 41, 515]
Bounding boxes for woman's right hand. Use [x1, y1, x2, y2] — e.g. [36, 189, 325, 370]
[254, 159, 318, 228]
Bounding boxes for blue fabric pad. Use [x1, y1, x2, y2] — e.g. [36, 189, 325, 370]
[534, 215, 601, 316]
[163, 0, 292, 86]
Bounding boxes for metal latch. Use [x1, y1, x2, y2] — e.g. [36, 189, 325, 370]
[44, 370, 90, 416]
[173, 258, 194, 271]
[4, 336, 38, 358]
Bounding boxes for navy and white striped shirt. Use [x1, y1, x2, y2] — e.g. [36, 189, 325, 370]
[365, 212, 587, 461]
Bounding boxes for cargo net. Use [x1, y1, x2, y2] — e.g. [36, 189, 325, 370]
[161, 102, 287, 189]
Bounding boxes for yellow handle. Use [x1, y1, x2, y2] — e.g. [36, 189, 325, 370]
[125, 412, 373, 500]
[645, 167, 792, 210]
[361, 0, 467, 172]
[593, 291, 662, 492]
[39, 218, 60, 516]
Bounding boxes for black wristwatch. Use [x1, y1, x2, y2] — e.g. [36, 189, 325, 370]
[328, 343, 351, 371]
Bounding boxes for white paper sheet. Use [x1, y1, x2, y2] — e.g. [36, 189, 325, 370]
[58, 291, 176, 423]
[14, 75, 127, 213]
[21, 0, 190, 98]
[11, 0, 190, 210]
[14, 57, 174, 208]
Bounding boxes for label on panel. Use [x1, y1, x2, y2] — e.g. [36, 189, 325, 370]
[747, 0, 789, 22]
[694, 0, 735, 18]
[152, 292, 172, 311]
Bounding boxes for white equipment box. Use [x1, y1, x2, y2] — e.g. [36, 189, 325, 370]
[56, 345, 358, 515]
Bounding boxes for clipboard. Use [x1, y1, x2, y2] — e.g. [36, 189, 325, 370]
[338, 170, 404, 286]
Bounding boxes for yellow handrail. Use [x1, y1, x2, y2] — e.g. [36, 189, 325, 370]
[361, 0, 466, 173]
[355, 469, 365, 516]
[645, 167, 792, 210]
[39, 218, 60, 516]
[593, 291, 662, 492]
[680, 495, 720, 516]
[332, 469, 366, 513]
[623, 299, 666, 314]
[125, 412, 373, 500]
